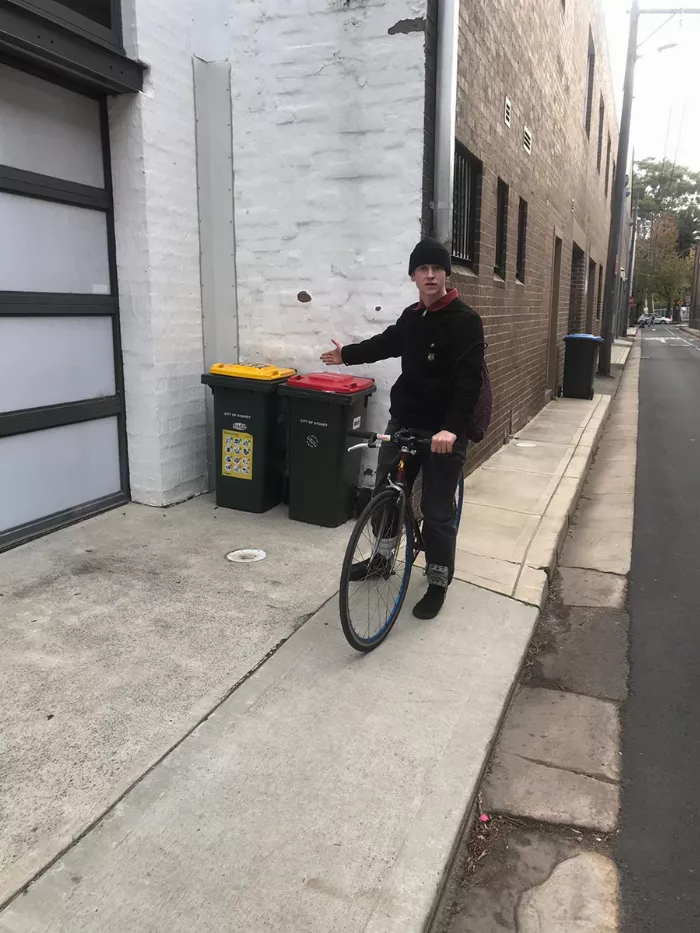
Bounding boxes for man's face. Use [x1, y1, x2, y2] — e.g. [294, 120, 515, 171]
[412, 264, 447, 300]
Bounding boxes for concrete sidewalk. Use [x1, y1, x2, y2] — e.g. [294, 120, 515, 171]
[450, 337, 631, 611]
[433, 343, 640, 933]
[0, 343, 631, 931]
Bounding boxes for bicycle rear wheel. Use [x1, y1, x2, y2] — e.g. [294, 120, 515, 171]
[339, 489, 413, 652]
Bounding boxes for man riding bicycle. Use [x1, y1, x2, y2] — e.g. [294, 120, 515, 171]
[321, 238, 484, 620]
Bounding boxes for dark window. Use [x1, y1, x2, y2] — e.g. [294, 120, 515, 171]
[604, 134, 611, 196]
[612, 160, 617, 196]
[452, 144, 482, 268]
[516, 198, 528, 283]
[584, 29, 595, 136]
[597, 264, 604, 319]
[10, 0, 121, 45]
[59, 0, 112, 27]
[597, 96, 604, 172]
[494, 178, 509, 279]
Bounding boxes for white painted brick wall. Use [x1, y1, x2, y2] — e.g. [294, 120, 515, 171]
[109, 0, 208, 507]
[109, 0, 429, 504]
[228, 0, 429, 434]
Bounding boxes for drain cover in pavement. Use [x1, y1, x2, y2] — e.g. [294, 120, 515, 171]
[226, 549, 267, 563]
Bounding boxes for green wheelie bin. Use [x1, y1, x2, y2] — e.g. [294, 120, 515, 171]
[201, 362, 295, 513]
[280, 372, 376, 527]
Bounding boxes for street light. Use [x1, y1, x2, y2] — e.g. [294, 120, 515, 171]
[598, 3, 700, 375]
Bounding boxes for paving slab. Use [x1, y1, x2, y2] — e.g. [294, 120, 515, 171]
[0, 497, 350, 904]
[544, 476, 585, 521]
[0, 579, 537, 933]
[594, 431, 637, 457]
[485, 441, 575, 477]
[564, 448, 595, 482]
[513, 566, 549, 609]
[559, 567, 627, 608]
[456, 504, 540, 564]
[516, 420, 586, 446]
[495, 687, 620, 780]
[561, 500, 634, 575]
[529, 607, 629, 702]
[523, 515, 568, 574]
[452, 549, 520, 597]
[451, 390, 612, 605]
[464, 467, 560, 516]
[518, 853, 618, 933]
[584, 459, 635, 494]
[483, 751, 619, 832]
[433, 825, 611, 933]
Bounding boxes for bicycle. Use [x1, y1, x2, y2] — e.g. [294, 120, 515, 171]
[339, 428, 465, 652]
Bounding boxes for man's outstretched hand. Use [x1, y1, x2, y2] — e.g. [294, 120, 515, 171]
[320, 339, 344, 366]
[432, 430, 457, 454]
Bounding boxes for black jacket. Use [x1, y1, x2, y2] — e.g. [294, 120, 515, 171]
[341, 294, 484, 438]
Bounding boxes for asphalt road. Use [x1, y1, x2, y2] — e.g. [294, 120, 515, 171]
[616, 325, 700, 931]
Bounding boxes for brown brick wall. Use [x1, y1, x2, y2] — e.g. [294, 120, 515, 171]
[568, 244, 587, 333]
[450, 0, 617, 468]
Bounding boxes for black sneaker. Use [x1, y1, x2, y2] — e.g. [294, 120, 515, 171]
[349, 555, 391, 582]
[412, 584, 446, 619]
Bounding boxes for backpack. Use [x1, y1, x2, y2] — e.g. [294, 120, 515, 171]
[467, 353, 492, 443]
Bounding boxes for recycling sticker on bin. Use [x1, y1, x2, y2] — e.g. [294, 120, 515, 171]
[222, 429, 253, 480]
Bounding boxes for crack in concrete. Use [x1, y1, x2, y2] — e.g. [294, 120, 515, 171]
[560, 564, 629, 579]
[510, 751, 619, 786]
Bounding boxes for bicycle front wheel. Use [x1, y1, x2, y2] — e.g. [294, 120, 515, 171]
[339, 489, 413, 652]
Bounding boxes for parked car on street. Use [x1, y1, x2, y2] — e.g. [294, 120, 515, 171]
[637, 314, 671, 326]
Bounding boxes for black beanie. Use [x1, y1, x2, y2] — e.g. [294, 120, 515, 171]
[408, 237, 452, 276]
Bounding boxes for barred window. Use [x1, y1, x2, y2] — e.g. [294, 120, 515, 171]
[584, 29, 595, 136]
[495, 178, 509, 279]
[452, 143, 482, 268]
[516, 198, 528, 283]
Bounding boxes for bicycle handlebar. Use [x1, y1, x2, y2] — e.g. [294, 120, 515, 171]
[347, 428, 434, 452]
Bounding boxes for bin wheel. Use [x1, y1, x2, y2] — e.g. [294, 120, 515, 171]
[339, 489, 413, 652]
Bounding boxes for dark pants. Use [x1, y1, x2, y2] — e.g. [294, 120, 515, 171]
[373, 420, 467, 588]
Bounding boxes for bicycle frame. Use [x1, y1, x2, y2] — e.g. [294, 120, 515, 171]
[384, 447, 426, 559]
[347, 431, 431, 559]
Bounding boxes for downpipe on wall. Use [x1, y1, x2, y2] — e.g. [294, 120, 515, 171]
[433, 0, 460, 248]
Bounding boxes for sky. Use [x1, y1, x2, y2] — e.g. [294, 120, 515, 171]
[603, 0, 700, 173]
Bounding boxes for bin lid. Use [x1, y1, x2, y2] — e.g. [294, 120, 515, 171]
[564, 333, 603, 341]
[284, 372, 376, 394]
[209, 362, 296, 381]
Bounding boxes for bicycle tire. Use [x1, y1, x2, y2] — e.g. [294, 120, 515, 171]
[339, 488, 413, 652]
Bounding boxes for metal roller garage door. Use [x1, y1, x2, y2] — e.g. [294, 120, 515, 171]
[0, 61, 128, 550]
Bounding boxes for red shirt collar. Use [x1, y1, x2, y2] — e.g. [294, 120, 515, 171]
[417, 287, 459, 313]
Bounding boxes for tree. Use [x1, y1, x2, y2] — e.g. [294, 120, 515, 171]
[635, 213, 694, 321]
[634, 158, 700, 255]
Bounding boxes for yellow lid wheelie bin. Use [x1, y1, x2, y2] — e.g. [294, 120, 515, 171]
[201, 363, 295, 513]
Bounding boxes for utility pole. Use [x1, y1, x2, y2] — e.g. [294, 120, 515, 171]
[625, 200, 639, 328]
[598, 4, 700, 374]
